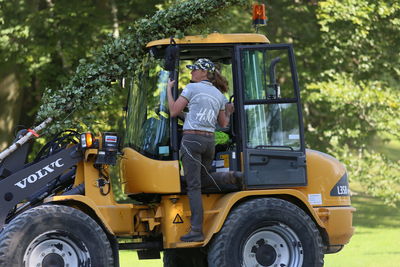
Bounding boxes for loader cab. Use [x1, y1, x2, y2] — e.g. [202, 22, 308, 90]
[123, 33, 307, 194]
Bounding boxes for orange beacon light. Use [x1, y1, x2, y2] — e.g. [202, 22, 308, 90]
[252, 3, 267, 26]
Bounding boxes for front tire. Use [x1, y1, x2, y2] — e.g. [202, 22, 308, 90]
[208, 198, 324, 267]
[0, 204, 114, 267]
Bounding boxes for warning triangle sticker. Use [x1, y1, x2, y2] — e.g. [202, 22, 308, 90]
[173, 214, 184, 224]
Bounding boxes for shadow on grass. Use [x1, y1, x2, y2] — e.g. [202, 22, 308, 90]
[351, 192, 400, 228]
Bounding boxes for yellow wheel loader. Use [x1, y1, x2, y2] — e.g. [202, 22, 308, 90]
[0, 33, 354, 267]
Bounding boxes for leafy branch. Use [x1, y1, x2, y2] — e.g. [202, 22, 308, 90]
[37, 0, 249, 132]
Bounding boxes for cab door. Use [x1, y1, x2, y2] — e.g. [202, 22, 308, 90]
[235, 44, 307, 188]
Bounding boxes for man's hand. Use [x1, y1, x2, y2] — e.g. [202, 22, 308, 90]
[168, 79, 175, 90]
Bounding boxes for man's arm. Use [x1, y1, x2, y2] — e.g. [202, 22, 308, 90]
[217, 103, 234, 128]
[167, 79, 188, 118]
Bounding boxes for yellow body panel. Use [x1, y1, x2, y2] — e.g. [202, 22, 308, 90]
[46, 147, 353, 250]
[120, 147, 181, 194]
[146, 33, 269, 48]
[46, 152, 138, 236]
[159, 189, 325, 249]
[296, 149, 351, 207]
[157, 149, 354, 248]
[315, 206, 355, 245]
[159, 191, 354, 248]
[46, 194, 135, 235]
[300, 149, 355, 245]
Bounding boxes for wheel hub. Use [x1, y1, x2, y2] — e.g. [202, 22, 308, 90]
[252, 239, 277, 266]
[242, 223, 304, 267]
[42, 253, 65, 267]
[23, 231, 90, 267]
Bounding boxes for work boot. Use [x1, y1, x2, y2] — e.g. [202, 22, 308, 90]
[180, 229, 204, 242]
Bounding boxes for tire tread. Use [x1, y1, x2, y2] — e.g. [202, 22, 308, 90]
[0, 204, 114, 266]
[208, 198, 324, 267]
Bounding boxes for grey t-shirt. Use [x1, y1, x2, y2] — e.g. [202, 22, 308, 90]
[180, 81, 228, 133]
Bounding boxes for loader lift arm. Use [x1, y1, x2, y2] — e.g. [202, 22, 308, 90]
[0, 144, 82, 229]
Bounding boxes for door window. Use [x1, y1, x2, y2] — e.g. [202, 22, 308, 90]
[241, 47, 301, 151]
[245, 103, 300, 150]
[242, 49, 295, 101]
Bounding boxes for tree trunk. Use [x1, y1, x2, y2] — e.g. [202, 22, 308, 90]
[109, 0, 120, 38]
[0, 70, 23, 151]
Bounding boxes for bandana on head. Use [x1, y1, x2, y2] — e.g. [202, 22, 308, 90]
[186, 58, 215, 72]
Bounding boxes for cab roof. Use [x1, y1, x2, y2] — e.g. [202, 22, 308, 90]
[146, 33, 270, 48]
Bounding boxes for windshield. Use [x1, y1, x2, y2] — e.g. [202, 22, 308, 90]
[124, 58, 171, 159]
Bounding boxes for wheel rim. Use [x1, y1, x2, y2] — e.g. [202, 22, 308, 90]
[23, 230, 91, 267]
[242, 223, 304, 267]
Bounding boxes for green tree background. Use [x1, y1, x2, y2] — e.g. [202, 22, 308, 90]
[0, 0, 399, 205]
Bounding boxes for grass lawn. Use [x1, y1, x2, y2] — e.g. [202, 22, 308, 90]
[119, 252, 162, 267]
[119, 191, 400, 266]
[324, 192, 400, 267]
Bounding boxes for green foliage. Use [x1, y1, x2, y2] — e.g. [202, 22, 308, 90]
[215, 131, 230, 145]
[317, 0, 400, 82]
[304, 73, 400, 205]
[0, 0, 121, 127]
[338, 147, 399, 206]
[0, 0, 173, 128]
[304, 73, 400, 149]
[36, 0, 249, 133]
[303, 0, 400, 205]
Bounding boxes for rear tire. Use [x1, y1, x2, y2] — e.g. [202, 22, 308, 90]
[163, 248, 208, 267]
[0, 204, 114, 267]
[208, 198, 324, 267]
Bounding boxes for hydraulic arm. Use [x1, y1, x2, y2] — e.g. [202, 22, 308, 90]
[0, 145, 82, 228]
